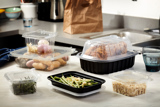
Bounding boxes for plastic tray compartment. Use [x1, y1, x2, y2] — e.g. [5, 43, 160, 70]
[47, 71, 105, 93]
[77, 51, 138, 74]
[108, 70, 152, 97]
[4, 69, 39, 95]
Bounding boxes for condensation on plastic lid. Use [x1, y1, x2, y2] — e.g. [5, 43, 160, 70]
[108, 70, 152, 84]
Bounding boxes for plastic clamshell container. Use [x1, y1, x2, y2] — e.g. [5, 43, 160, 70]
[4, 69, 39, 95]
[22, 29, 57, 46]
[47, 71, 105, 94]
[77, 35, 138, 74]
[108, 70, 152, 97]
[23, 29, 57, 54]
[81, 35, 132, 60]
[10, 46, 76, 61]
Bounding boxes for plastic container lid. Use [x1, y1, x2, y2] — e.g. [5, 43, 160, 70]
[22, 29, 57, 39]
[77, 51, 138, 62]
[80, 35, 133, 61]
[10, 46, 76, 61]
[4, 69, 39, 83]
[108, 70, 152, 84]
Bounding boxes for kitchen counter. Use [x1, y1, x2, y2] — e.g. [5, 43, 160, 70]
[0, 55, 160, 107]
[0, 17, 155, 50]
[0, 18, 125, 47]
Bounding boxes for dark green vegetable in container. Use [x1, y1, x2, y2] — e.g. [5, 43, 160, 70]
[12, 80, 36, 95]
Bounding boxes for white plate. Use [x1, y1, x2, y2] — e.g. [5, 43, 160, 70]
[52, 85, 102, 97]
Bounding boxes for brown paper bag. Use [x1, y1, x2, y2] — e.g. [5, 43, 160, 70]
[63, 0, 103, 34]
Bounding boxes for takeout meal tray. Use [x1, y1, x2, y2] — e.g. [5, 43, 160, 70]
[77, 51, 138, 74]
[47, 71, 105, 93]
[51, 85, 101, 97]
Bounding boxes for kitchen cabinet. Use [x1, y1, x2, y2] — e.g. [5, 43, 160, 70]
[0, 34, 25, 49]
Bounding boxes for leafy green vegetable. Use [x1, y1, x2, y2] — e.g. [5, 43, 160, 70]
[12, 80, 36, 95]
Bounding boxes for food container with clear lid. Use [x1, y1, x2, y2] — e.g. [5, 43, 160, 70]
[108, 70, 152, 97]
[22, 29, 57, 54]
[10, 46, 76, 61]
[77, 35, 139, 74]
[10, 29, 76, 61]
[4, 69, 39, 95]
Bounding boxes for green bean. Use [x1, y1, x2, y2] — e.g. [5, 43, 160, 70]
[62, 76, 76, 87]
[50, 76, 55, 80]
[60, 78, 68, 85]
[50, 75, 98, 88]
[54, 76, 60, 80]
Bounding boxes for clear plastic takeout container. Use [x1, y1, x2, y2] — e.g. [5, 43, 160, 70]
[108, 70, 152, 97]
[17, 29, 76, 60]
[23, 29, 57, 46]
[10, 46, 76, 61]
[4, 69, 39, 95]
[23, 29, 57, 54]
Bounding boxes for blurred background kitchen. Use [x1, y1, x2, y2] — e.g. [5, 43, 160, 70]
[0, 0, 160, 49]
[1, 0, 160, 19]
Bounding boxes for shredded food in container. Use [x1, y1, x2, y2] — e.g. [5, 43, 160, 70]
[112, 81, 146, 97]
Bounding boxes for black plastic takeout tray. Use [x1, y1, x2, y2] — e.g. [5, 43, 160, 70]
[77, 51, 138, 74]
[47, 71, 105, 93]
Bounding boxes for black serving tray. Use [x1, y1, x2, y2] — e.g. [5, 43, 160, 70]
[47, 71, 105, 93]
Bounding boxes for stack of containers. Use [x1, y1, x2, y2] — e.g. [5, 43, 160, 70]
[77, 35, 139, 74]
[10, 29, 75, 60]
[10, 29, 75, 70]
